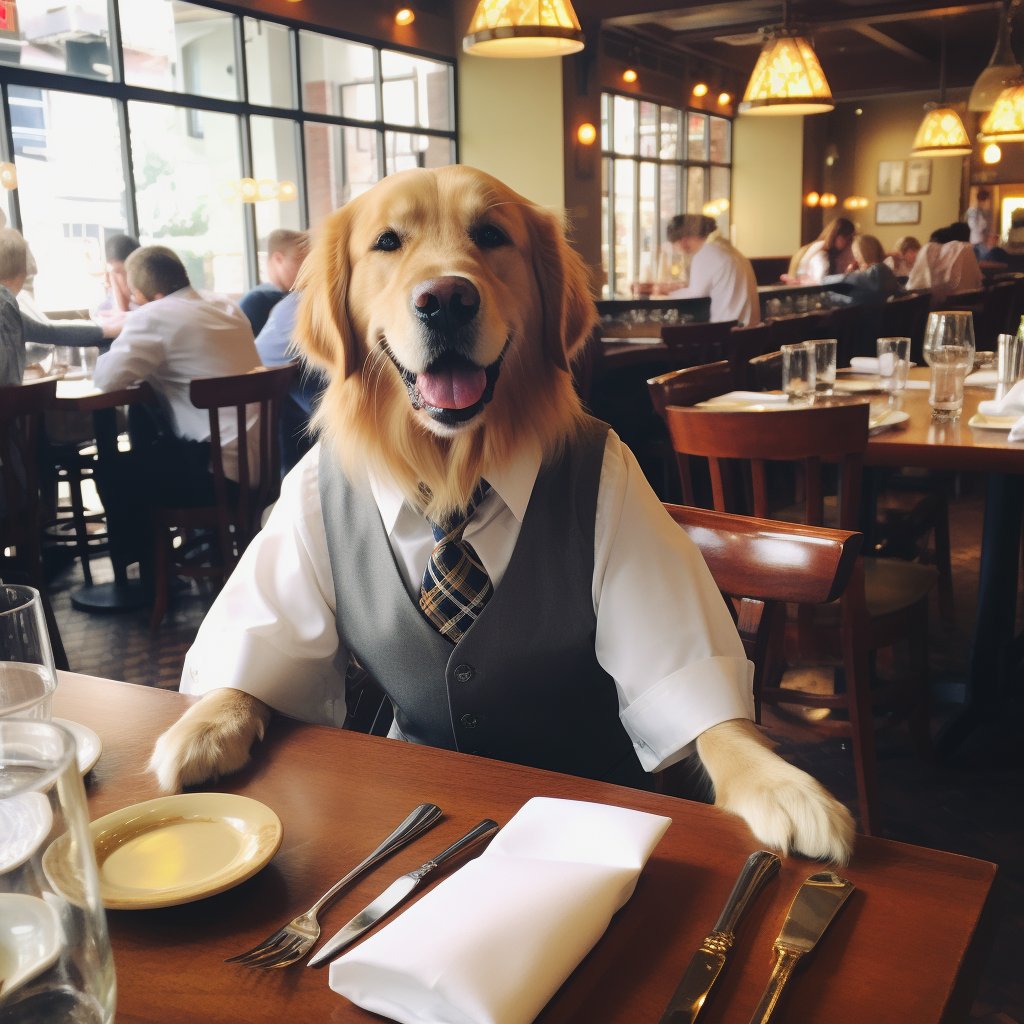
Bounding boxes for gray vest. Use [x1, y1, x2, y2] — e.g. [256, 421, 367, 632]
[318, 417, 649, 788]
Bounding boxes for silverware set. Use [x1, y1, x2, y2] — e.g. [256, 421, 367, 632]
[657, 854, 855, 1024]
[226, 803, 498, 970]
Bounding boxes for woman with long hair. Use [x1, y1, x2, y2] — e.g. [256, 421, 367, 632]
[787, 217, 857, 283]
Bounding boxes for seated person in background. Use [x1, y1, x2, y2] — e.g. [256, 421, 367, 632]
[254, 289, 327, 475]
[884, 235, 921, 278]
[906, 225, 983, 303]
[785, 217, 857, 284]
[0, 228, 114, 386]
[239, 229, 310, 336]
[660, 214, 761, 326]
[92, 234, 140, 329]
[825, 234, 904, 306]
[974, 230, 1010, 269]
[92, 245, 260, 591]
[966, 188, 993, 246]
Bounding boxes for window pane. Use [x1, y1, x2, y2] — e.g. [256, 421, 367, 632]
[638, 162, 658, 283]
[384, 132, 454, 174]
[613, 159, 636, 297]
[123, 1, 239, 100]
[0, 0, 112, 81]
[300, 31, 377, 120]
[244, 19, 294, 108]
[251, 116, 303, 244]
[14, 90, 127, 310]
[659, 108, 680, 160]
[381, 51, 452, 130]
[129, 101, 245, 294]
[600, 93, 610, 151]
[601, 156, 611, 298]
[710, 166, 731, 234]
[659, 165, 681, 283]
[638, 102, 657, 158]
[304, 123, 379, 225]
[612, 95, 636, 155]
[687, 113, 708, 161]
[710, 116, 731, 164]
[686, 166, 705, 214]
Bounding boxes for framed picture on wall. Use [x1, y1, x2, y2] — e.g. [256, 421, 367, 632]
[875, 200, 921, 225]
[905, 158, 932, 195]
[877, 160, 906, 196]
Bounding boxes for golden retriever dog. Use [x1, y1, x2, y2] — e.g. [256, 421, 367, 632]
[150, 165, 854, 864]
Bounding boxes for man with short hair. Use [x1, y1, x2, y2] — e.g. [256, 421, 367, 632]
[239, 228, 309, 335]
[92, 245, 260, 590]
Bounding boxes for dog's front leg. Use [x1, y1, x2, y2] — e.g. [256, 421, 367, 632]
[696, 718, 855, 864]
[148, 688, 272, 793]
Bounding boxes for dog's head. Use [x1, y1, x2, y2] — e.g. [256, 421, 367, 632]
[295, 165, 597, 515]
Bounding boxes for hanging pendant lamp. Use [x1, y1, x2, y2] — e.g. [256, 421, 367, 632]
[912, 25, 972, 156]
[463, 0, 585, 58]
[969, 0, 1021, 111]
[980, 77, 1024, 141]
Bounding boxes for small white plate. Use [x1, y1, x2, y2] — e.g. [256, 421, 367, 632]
[869, 409, 910, 434]
[600, 335, 662, 345]
[833, 378, 884, 394]
[89, 793, 283, 910]
[967, 412, 1020, 430]
[0, 894, 62, 997]
[0, 793, 53, 873]
[53, 719, 102, 776]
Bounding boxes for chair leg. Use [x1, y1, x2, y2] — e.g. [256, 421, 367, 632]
[932, 494, 955, 625]
[67, 464, 94, 587]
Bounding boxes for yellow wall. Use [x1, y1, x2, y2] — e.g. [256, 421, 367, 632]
[732, 115, 805, 257]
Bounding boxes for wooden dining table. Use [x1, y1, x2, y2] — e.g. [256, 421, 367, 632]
[56, 671, 996, 1024]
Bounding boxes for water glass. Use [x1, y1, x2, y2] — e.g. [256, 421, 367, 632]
[929, 352, 969, 421]
[877, 337, 911, 398]
[923, 311, 976, 369]
[781, 343, 816, 401]
[997, 332, 1024, 390]
[1, 586, 57, 722]
[52, 347, 98, 381]
[807, 339, 837, 396]
[0, 719, 116, 1022]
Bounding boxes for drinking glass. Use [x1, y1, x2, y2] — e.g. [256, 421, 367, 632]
[52, 347, 98, 381]
[0, 719, 116, 1022]
[781, 343, 816, 402]
[807, 339, 837, 397]
[1, 585, 57, 722]
[929, 353, 968, 421]
[996, 332, 1024, 397]
[877, 337, 911, 400]
[923, 311, 975, 370]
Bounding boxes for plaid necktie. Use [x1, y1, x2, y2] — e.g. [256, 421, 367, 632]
[419, 482, 492, 644]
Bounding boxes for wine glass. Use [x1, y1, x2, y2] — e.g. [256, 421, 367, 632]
[922, 311, 975, 371]
[0, 584, 58, 722]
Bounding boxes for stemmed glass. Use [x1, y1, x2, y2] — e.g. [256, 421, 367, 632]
[0, 584, 58, 722]
[923, 312, 975, 421]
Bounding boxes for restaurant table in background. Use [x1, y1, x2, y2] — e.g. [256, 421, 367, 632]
[56, 671, 995, 1024]
[53, 379, 154, 612]
[865, 369, 1024, 754]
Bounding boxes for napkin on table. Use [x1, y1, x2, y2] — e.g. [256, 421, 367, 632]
[978, 379, 1024, 441]
[328, 797, 672, 1024]
[849, 356, 882, 374]
[965, 369, 998, 387]
[703, 391, 790, 406]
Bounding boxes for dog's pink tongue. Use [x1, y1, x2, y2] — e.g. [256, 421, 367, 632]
[416, 365, 487, 410]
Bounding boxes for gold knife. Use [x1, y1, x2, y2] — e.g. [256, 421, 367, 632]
[747, 870, 856, 1024]
[657, 851, 781, 1024]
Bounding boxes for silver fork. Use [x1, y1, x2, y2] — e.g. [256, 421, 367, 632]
[225, 802, 443, 969]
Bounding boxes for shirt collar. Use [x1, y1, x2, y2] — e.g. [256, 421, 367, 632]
[369, 437, 544, 535]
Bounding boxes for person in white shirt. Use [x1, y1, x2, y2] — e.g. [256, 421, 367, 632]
[92, 245, 260, 592]
[905, 225, 983, 303]
[662, 214, 761, 326]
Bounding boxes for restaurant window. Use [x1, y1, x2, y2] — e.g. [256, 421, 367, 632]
[0, 2, 457, 310]
[601, 93, 732, 299]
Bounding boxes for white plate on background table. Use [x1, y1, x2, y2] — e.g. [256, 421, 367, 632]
[600, 335, 662, 345]
[833, 378, 884, 394]
[0, 793, 53, 873]
[967, 413, 1020, 431]
[88, 792, 283, 910]
[0, 894, 62, 997]
[868, 409, 910, 434]
[54, 719, 102, 776]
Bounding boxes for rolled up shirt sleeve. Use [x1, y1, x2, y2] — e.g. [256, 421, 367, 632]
[593, 434, 754, 772]
[180, 447, 349, 727]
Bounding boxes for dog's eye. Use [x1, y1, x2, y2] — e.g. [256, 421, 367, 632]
[373, 230, 402, 252]
[471, 224, 509, 250]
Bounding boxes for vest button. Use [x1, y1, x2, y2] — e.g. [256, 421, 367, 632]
[453, 663, 475, 683]
[460, 713, 479, 729]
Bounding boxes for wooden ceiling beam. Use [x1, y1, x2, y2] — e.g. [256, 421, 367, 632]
[853, 24, 931, 63]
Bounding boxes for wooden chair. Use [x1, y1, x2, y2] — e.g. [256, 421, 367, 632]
[149, 363, 296, 628]
[877, 292, 931, 364]
[660, 319, 738, 361]
[747, 349, 783, 391]
[663, 401, 938, 833]
[661, 504, 875, 832]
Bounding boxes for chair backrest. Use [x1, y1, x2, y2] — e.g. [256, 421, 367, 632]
[728, 322, 776, 387]
[763, 309, 833, 348]
[660, 320, 738, 365]
[189, 362, 296, 556]
[0, 379, 57, 586]
[747, 349, 783, 391]
[663, 401, 870, 528]
[877, 291, 931, 363]
[647, 360, 733, 421]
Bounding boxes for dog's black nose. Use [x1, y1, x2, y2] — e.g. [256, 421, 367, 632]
[411, 277, 480, 332]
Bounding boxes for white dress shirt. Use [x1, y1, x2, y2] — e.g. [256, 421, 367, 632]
[905, 241, 983, 304]
[181, 432, 754, 774]
[92, 287, 260, 480]
[667, 237, 762, 327]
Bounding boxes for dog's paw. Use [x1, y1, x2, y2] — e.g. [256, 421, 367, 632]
[148, 688, 272, 793]
[696, 718, 855, 865]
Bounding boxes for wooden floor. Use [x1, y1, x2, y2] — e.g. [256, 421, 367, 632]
[45, 477, 1022, 1024]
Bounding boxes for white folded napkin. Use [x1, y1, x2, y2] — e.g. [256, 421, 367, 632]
[849, 356, 881, 374]
[703, 391, 790, 406]
[328, 797, 672, 1024]
[964, 369, 998, 387]
[978, 379, 1024, 440]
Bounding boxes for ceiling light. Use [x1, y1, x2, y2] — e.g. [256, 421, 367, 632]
[983, 142, 1003, 163]
[0, 162, 17, 190]
[980, 79, 1024, 141]
[622, 68, 637, 84]
[843, 195, 869, 210]
[718, 92, 731, 105]
[969, 0, 1021, 111]
[395, 7, 415, 26]
[463, 0, 584, 58]
[912, 24, 972, 156]
[692, 82, 708, 97]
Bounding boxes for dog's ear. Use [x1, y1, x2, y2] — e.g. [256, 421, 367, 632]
[527, 206, 598, 370]
[294, 205, 361, 378]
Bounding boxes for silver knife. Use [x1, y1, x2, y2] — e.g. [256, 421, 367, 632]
[657, 851, 781, 1024]
[748, 870, 856, 1024]
[307, 818, 500, 967]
